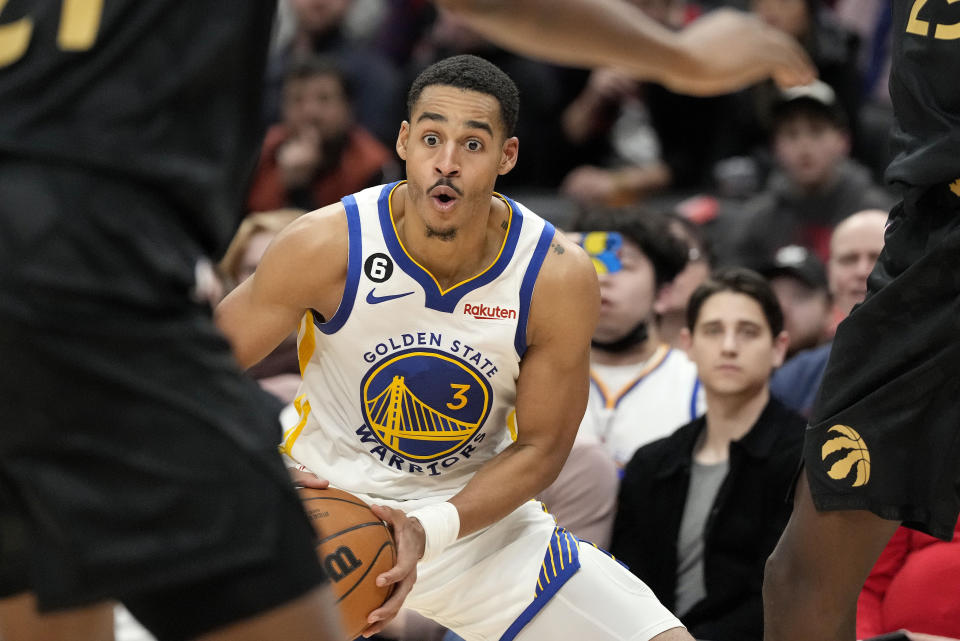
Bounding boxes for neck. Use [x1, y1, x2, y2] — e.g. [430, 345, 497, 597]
[694, 386, 769, 464]
[590, 328, 661, 366]
[392, 184, 501, 289]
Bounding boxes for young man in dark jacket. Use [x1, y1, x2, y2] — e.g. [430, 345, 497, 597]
[612, 267, 804, 641]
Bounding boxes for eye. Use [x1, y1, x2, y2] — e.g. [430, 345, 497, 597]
[423, 134, 440, 146]
[739, 326, 760, 338]
[465, 139, 483, 152]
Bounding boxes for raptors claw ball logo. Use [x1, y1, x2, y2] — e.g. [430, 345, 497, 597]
[821, 424, 871, 488]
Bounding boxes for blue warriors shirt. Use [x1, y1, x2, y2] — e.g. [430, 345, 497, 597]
[283, 181, 555, 503]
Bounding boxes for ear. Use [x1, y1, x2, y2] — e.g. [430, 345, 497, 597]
[771, 330, 790, 368]
[679, 327, 693, 354]
[839, 131, 852, 157]
[396, 121, 410, 161]
[497, 136, 519, 176]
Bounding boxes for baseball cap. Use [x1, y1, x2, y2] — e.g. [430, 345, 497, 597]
[772, 79, 848, 130]
[759, 245, 828, 291]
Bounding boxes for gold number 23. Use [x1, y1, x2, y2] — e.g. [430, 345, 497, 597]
[0, 0, 104, 68]
[906, 0, 960, 40]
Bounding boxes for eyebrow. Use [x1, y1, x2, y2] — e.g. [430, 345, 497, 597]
[415, 112, 494, 137]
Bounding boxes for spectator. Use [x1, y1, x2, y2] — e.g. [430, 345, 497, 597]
[770, 208, 887, 416]
[759, 245, 832, 359]
[747, 0, 863, 146]
[569, 207, 704, 467]
[827, 208, 887, 329]
[219, 209, 305, 403]
[263, 0, 402, 144]
[247, 56, 396, 213]
[858, 517, 960, 641]
[540, 208, 699, 545]
[655, 213, 715, 348]
[559, 0, 740, 206]
[717, 81, 894, 266]
[612, 267, 804, 641]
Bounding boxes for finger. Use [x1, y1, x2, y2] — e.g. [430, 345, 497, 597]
[367, 570, 415, 625]
[288, 468, 329, 489]
[369, 503, 395, 523]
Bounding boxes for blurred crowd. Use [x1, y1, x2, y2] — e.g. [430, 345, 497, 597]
[197, 1, 960, 641]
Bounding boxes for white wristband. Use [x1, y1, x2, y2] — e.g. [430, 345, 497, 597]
[406, 502, 460, 564]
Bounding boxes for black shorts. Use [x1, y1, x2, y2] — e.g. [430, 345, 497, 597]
[0, 162, 326, 639]
[805, 182, 960, 541]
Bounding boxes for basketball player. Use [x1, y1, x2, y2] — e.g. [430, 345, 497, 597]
[0, 1, 812, 639]
[763, 2, 960, 640]
[216, 54, 692, 641]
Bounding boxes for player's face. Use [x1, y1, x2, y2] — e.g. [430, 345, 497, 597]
[282, 74, 352, 142]
[594, 240, 657, 343]
[686, 292, 786, 397]
[828, 213, 886, 316]
[774, 116, 850, 189]
[397, 85, 518, 240]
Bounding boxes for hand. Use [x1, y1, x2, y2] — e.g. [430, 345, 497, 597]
[287, 466, 329, 490]
[360, 504, 426, 638]
[276, 126, 321, 188]
[584, 67, 637, 102]
[670, 8, 816, 95]
[561, 166, 618, 205]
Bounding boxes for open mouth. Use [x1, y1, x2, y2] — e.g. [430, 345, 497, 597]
[429, 185, 460, 211]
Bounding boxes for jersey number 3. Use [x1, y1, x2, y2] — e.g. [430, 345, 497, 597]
[906, 0, 960, 39]
[0, 0, 104, 67]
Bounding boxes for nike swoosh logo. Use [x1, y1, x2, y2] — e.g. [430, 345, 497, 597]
[366, 289, 414, 305]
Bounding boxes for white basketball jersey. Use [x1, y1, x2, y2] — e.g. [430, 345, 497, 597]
[283, 181, 556, 506]
[579, 345, 705, 467]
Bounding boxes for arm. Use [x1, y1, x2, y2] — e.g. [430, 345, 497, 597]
[365, 232, 599, 635]
[856, 528, 911, 639]
[436, 0, 814, 95]
[448, 232, 599, 537]
[214, 204, 348, 369]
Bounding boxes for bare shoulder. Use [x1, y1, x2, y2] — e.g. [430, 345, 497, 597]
[526, 229, 599, 348]
[253, 201, 350, 313]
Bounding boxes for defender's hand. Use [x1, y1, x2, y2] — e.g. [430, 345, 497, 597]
[361, 504, 425, 637]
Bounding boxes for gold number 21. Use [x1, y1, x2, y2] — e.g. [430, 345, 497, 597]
[906, 0, 960, 40]
[0, 0, 104, 68]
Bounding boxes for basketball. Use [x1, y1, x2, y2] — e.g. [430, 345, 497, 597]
[298, 487, 397, 639]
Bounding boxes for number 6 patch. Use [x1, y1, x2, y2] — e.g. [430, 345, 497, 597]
[364, 253, 394, 283]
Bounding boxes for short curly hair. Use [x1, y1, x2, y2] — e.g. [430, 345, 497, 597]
[407, 54, 520, 137]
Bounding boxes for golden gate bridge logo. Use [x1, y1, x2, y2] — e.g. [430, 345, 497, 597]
[360, 349, 492, 461]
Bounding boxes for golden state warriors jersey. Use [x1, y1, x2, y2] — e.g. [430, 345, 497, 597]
[284, 181, 556, 504]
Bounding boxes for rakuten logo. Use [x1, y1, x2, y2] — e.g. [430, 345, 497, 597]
[464, 303, 517, 320]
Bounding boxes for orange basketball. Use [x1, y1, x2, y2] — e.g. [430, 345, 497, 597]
[298, 487, 397, 639]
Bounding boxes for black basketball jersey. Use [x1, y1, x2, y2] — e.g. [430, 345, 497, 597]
[0, 1, 275, 255]
[887, 0, 960, 190]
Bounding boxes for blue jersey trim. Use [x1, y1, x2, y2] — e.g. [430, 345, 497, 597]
[514, 221, 555, 358]
[315, 194, 362, 335]
[499, 527, 580, 641]
[378, 183, 524, 313]
[690, 378, 702, 420]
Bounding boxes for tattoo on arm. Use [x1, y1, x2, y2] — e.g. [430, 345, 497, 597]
[551, 242, 565, 255]
[501, 219, 509, 231]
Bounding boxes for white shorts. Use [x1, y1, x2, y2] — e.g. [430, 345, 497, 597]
[394, 500, 682, 641]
